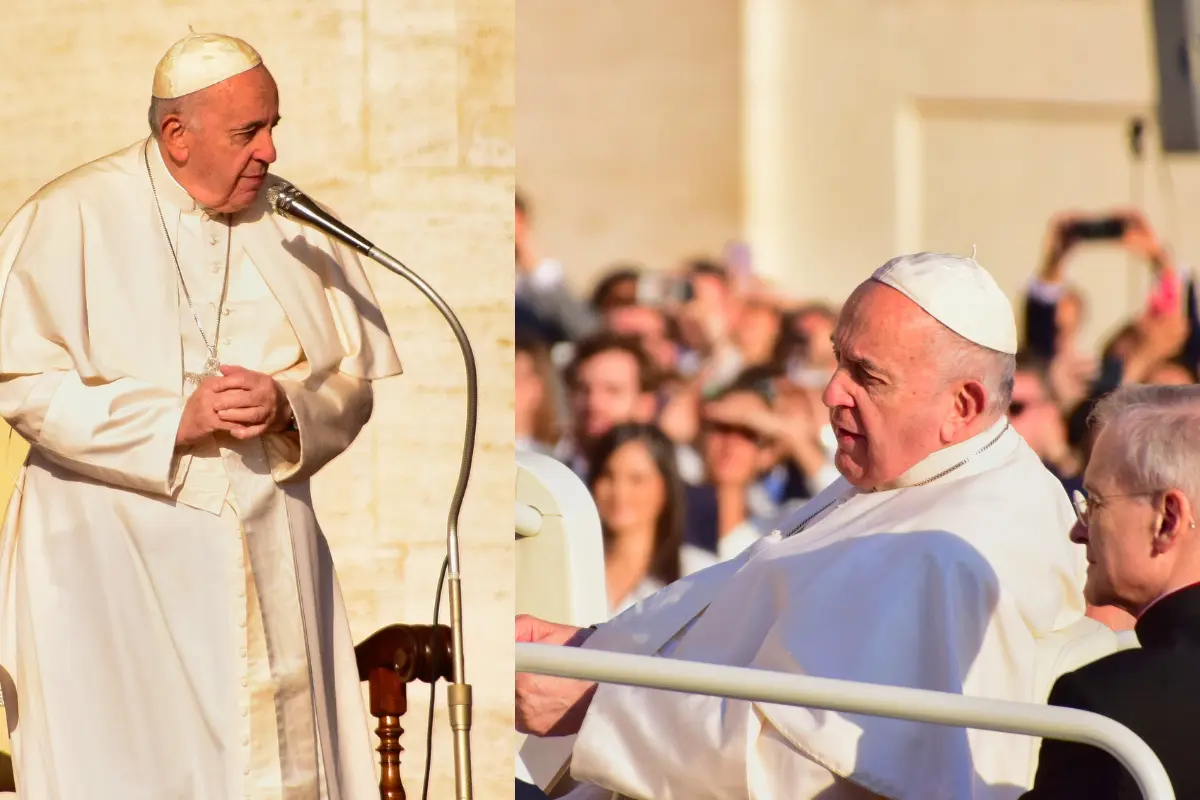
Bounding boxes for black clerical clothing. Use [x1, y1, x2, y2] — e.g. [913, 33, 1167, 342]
[1022, 582, 1200, 799]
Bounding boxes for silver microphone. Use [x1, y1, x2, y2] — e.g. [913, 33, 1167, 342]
[265, 182, 375, 254]
[267, 177, 478, 800]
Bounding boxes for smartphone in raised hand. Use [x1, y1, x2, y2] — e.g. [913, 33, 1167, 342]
[1064, 217, 1127, 241]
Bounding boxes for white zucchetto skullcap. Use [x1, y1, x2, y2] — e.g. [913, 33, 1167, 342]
[871, 251, 1018, 355]
[152, 30, 262, 100]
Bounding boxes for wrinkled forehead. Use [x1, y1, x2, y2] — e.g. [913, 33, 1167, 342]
[833, 281, 930, 348]
[195, 65, 279, 118]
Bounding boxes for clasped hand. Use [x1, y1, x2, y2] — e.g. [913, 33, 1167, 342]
[176, 365, 292, 446]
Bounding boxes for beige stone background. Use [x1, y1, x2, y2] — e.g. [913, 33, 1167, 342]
[520, 0, 1200, 357]
[0, 2, 514, 798]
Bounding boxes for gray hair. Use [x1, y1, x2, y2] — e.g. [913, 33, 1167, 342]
[933, 325, 1015, 415]
[1089, 384, 1200, 506]
[147, 95, 199, 138]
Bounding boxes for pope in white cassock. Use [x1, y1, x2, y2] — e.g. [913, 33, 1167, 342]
[516, 253, 1093, 800]
[0, 32, 401, 799]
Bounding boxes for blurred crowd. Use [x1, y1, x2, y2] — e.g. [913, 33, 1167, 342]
[514, 192, 1200, 619]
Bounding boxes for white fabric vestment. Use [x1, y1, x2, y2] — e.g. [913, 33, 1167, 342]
[530, 418, 1088, 800]
[0, 138, 402, 799]
[609, 545, 718, 619]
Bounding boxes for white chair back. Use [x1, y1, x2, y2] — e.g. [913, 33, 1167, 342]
[515, 452, 609, 788]
[515, 451, 607, 628]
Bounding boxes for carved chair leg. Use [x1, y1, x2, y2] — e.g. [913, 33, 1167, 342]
[369, 665, 408, 800]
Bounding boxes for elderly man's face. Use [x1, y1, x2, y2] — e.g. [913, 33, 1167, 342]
[821, 282, 965, 487]
[1070, 426, 1173, 612]
[168, 65, 280, 214]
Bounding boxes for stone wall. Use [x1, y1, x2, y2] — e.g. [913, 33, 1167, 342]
[517, 0, 744, 293]
[520, 0, 1200, 355]
[742, 0, 1190, 354]
[0, 2, 514, 796]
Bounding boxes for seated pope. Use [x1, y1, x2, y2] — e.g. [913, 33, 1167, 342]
[0, 31, 400, 798]
[517, 253, 1105, 800]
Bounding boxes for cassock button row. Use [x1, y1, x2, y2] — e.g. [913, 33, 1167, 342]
[210, 263, 221, 273]
[208, 235, 218, 245]
[241, 706, 249, 718]
[239, 647, 248, 658]
[239, 618, 247, 628]
[223, 307, 231, 316]
[241, 677, 249, 687]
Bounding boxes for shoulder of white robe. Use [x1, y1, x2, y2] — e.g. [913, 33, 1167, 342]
[267, 199, 403, 381]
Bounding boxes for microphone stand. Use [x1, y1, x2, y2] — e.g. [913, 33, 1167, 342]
[267, 184, 475, 800]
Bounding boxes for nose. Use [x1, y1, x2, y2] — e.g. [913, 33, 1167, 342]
[256, 129, 278, 165]
[821, 368, 852, 410]
[1069, 520, 1088, 545]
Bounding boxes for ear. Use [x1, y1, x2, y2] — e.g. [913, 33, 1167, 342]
[1155, 488, 1193, 553]
[955, 379, 988, 422]
[941, 379, 987, 441]
[159, 114, 192, 162]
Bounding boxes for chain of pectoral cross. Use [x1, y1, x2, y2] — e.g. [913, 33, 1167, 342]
[144, 142, 233, 389]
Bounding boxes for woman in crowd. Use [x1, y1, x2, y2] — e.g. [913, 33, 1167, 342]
[588, 423, 715, 617]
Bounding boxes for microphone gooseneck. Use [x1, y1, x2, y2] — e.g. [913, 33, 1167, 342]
[268, 179, 476, 800]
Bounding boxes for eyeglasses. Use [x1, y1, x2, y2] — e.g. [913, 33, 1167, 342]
[1071, 489, 1161, 528]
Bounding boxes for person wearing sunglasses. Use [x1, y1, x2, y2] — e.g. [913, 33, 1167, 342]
[1009, 352, 1084, 497]
[1024, 384, 1200, 799]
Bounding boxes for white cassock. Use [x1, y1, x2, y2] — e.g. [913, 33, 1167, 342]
[524, 417, 1088, 800]
[0, 137, 402, 799]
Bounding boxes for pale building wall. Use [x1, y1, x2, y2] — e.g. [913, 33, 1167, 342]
[745, 0, 1200, 354]
[521, 0, 1200, 355]
[0, 3, 513, 797]
[516, 0, 744, 293]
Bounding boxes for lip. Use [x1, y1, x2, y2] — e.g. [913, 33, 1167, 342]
[834, 425, 862, 443]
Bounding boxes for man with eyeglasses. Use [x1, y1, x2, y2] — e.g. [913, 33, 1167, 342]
[1023, 384, 1200, 799]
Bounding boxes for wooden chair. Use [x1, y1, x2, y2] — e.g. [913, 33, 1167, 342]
[355, 623, 454, 799]
[0, 625, 452, 799]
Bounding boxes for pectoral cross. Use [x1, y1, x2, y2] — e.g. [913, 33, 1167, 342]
[184, 356, 223, 390]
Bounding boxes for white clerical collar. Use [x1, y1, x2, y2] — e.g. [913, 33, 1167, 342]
[872, 415, 1010, 492]
[147, 137, 206, 217]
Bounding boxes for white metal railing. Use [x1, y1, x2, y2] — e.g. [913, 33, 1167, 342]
[516, 643, 1175, 800]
